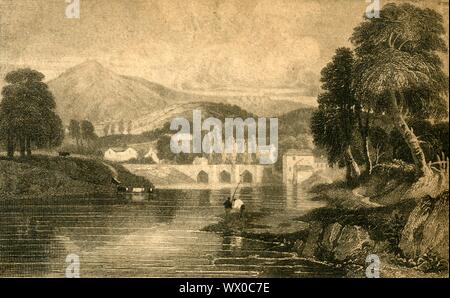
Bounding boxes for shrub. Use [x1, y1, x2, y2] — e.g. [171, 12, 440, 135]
[372, 160, 416, 181]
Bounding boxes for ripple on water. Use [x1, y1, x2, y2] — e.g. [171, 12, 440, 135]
[0, 186, 341, 277]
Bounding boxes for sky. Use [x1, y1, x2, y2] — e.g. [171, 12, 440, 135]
[0, 0, 448, 93]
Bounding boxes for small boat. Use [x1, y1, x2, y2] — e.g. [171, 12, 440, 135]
[116, 185, 154, 194]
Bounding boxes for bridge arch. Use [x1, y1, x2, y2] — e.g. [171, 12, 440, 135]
[219, 170, 231, 183]
[241, 170, 253, 183]
[197, 170, 209, 183]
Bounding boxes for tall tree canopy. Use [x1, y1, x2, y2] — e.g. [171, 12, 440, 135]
[69, 119, 81, 146]
[351, 3, 448, 177]
[311, 47, 361, 182]
[0, 68, 63, 157]
[80, 120, 97, 146]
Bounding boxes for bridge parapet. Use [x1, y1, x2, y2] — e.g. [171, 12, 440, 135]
[124, 163, 267, 185]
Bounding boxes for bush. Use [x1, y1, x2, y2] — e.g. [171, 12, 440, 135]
[372, 160, 416, 181]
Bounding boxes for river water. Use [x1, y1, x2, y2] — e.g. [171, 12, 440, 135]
[0, 186, 344, 277]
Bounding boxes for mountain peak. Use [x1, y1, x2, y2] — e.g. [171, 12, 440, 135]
[71, 60, 110, 73]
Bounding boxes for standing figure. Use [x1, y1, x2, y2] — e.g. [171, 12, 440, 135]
[232, 197, 245, 219]
[223, 197, 233, 218]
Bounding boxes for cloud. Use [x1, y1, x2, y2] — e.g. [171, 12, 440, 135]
[1, 0, 446, 93]
[166, 0, 323, 89]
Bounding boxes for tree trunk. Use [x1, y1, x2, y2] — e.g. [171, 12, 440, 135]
[19, 137, 26, 158]
[344, 145, 361, 182]
[356, 106, 373, 174]
[6, 132, 14, 158]
[388, 90, 431, 177]
[26, 137, 32, 157]
[363, 138, 372, 174]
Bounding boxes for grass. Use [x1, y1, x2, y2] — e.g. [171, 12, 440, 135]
[0, 154, 153, 199]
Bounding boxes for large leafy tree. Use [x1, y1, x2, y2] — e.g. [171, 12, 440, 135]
[311, 47, 361, 182]
[0, 68, 63, 158]
[351, 3, 448, 177]
[80, 120, 97, 146]
[68, 119, 81, 146]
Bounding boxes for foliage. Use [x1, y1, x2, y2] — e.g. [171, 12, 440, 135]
[383, 212, 407, 254]
[80, 120, 97, 144]
[372, 160, 416, 182]
[369, 126, 392, 164]
[311, 48, 361, 181]
[390, 120, 449, 163]
[0, 68, 63, 157]
[351, 3, 448, 177]
[68, 120, 81, 145]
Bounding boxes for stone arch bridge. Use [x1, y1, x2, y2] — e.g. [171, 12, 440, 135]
[124, 164, 269, 186]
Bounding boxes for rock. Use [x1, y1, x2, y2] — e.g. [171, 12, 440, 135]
[244, 221, 309, 238]
[321, 222, 343, 251]
[333, 225, 374, 261]
[302, 221, 323, 258]
[399, 192, 449, 261]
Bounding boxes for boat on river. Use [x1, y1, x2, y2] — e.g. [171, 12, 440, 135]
[117, 185, 154, 194]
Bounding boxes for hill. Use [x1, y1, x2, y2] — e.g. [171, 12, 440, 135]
[91, 101, 256, 149]
[0, 155, 153, 200]
[47, 60, 171, 124]
[47, 61, 313, 129]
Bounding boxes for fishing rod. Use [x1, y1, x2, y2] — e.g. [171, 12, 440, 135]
[231, 173, 243, 200]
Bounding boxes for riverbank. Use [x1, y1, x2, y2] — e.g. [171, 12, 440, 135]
[203, 165, 449, 277]
[0, 155, 153, 200]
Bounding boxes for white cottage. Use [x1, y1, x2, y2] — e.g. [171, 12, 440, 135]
[104, 147, 139, 162]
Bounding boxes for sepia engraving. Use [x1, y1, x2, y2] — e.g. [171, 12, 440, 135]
[0, 0, 448, 278]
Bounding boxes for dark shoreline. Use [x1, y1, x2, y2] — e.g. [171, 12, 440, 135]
[0, 155, 154, 202]
[201, 189, 449, 278]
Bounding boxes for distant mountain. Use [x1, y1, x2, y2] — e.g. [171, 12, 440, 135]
[47, 60, 315, 128]
[47, 60, 173, 124]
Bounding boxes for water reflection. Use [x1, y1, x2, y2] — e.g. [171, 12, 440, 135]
[0, 186, 340, 277]
[0, 207, 64, 276]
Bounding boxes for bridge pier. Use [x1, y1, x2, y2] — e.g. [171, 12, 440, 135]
[124, 163, 269, 186]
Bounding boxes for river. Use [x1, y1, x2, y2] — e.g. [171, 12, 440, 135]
[0, 186, 344, 277]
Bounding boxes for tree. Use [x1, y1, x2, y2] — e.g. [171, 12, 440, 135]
[311, 104, 360, 182]
[351, 3, 448, 177]
[311, 48, 361, 182]
[68, 119, 81, 146]
[127, 120, 133, 135]
[103, 123, 110, 137]
[80, 120, 97, 146]
[369, 126, 391, 165]
[36, 112, 64, 149]
[355, 103, 372, 174]
[0, 68, 63, 157]
[118, 119, 125, 135]
[390, 119, 449, 164]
